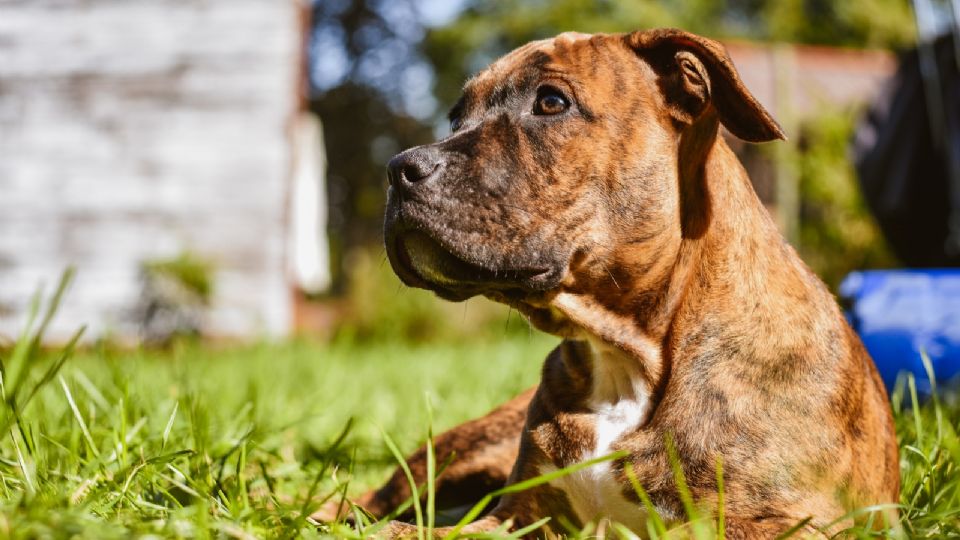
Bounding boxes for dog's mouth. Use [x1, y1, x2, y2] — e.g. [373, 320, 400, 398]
[388, 229, 558, 302]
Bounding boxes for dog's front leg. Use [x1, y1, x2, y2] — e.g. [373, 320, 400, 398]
[375, 514, 510, 539]
[724, 516, 826, 539]
[312, 388, 535, 524]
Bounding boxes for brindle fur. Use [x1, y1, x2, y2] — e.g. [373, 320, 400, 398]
[312, 28, 899, 538]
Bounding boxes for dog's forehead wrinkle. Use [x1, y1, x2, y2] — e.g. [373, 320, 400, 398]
[470, 52, 557, 112]
[486, 82, 517, 110]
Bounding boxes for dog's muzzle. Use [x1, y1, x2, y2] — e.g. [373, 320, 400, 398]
[383, 147, 563, 301]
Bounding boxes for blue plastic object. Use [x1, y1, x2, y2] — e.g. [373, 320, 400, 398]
[840, 269, 960, 395]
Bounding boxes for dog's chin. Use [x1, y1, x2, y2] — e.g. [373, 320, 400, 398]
[387, 230, 561, 303]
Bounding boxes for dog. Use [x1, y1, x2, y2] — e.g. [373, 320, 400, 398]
[314, 28, 900, 538]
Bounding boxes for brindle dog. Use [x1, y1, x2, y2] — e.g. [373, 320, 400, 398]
[314, 28, 900, 538]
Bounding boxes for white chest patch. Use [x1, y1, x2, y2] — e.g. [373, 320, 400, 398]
[542, 338, 656, 531]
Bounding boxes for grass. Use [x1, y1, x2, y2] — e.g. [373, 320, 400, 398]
[0, 275, 959, 538]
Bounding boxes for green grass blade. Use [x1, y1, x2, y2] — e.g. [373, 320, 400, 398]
[715, 456, 725, 540]
[664, 434, 701, 524]
[162, 401, 179, 450]
[8, 269, 75, 401]
[31, 267, 76, 348]
[17, 326, 84, 414]
[426, 395, 437, 537]
[72, 368, 109, 412]
[505, 516, 551, 538]
[624, 462, 668, 536]
[907, 374, 923, 451]
[59, 375, 100, 458]
[10, 427, 35, 496]
[494, 450, 629, 496]
[381, 428, 425, 540]
[773, 516, 812, 539]
[611, 522, 642, 540]
[5, 286, 44, 397]
[297, 417, 354, 521]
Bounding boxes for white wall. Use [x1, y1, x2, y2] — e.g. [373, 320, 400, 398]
[0, 0, 301, 341]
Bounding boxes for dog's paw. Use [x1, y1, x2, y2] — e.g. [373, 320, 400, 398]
[369, 520, 421, 539]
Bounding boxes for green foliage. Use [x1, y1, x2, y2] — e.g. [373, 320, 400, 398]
[425, 0, 916, 107]
[890, 356, 960, 538]
[335, 249, 534, 343]
[764, 0, 916, 49]
[141, 252, 215, 304]
[138, 252, 216, 343]
[793, 107, 898, 288]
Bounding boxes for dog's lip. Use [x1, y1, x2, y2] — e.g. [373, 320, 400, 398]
[390, 228, 553, 294]
[391, 234, 431, 289]
[390, 233, 477, 301]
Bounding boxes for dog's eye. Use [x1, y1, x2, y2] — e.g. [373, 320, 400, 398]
[534, 88, 570, 115]
[450, 117, 463, 132]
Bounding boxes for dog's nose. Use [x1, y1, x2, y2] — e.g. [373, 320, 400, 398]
[387, 147, 441, 190]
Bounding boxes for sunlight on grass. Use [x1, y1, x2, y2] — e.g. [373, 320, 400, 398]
[0, 274, 958, 538]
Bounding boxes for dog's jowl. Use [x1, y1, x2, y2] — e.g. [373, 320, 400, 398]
[314, 28, 900, 538]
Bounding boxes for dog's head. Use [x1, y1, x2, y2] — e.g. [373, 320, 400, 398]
[384, 28, 783, 324]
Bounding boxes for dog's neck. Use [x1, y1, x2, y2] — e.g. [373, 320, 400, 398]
[548, 124, 803, 402]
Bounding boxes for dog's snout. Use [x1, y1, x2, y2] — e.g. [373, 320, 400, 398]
[387, 147, 442, 190]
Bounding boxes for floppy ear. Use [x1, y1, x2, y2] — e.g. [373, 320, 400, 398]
[626, 28, 785, 143]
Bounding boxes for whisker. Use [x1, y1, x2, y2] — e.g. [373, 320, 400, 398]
[600, 261, 621, 291]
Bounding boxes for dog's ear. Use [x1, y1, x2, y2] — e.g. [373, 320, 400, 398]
[626, 28, 785, 143]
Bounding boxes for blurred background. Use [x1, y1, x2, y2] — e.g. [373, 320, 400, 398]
[1, 0, 958, 347]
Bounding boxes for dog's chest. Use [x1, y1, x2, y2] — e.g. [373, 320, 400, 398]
[543, 341, 653, 530]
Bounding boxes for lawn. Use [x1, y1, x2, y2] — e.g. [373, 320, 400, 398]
[1, 284, 959, 538]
